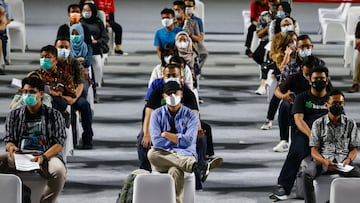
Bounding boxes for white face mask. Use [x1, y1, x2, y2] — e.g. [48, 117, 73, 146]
[164, 77, 181, 84]
[57, 48, 70, 59]
[82, 11, 91, 19]
[165, 93, 181, 107]
[164, 55, 172, 64]
[161, 18, 173, 27]
[281, 25, 294, 33]
[176, 41, 188, 49]
[288, 41, 296, 49]
[185, 7, 194, 15]
[174, 11, 181, 19]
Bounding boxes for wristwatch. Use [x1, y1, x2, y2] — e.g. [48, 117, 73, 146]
[42, 154, 48, 161]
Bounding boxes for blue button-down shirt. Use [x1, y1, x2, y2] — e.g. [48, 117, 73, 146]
[150, 105, 198, 159]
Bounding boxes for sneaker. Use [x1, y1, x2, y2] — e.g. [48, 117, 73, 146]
[260, 121, 272, 130]
[348, 84, 359, 93]
[114, 49, 124, 55]
[272, 140, 289, 152]
[255, 86, 266, 95]
[4, 59, 10, 65]
[193, 161, 210, 182]
[208, 156, 223, 170]
[269, 185, 288, 201]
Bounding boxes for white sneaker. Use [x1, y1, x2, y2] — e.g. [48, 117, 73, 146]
[255, 86, 266, 95]
[273, 140, 289, 152]
[260, 121, 272, 130]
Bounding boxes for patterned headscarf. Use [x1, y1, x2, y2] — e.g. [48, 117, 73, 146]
[69, 23, 88, 58]
[175, 31, 196, 68]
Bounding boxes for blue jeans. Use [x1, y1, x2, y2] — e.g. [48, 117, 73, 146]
[137, 130, 152, 172]
[72, 96, 93, 146]
[278, 101, 291, 141]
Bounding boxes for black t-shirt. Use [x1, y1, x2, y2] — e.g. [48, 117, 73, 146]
[279, 72, 309, 95]
[146, 85, 199, 111]
[57, 23, 92, 44]
[292, 90, 328, 128]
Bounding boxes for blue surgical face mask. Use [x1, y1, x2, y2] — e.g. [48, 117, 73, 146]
[277, 11, 286, 19]
[299, 49, 312, 58]
[70, 35, 81, 43]
[57, 48, 70, 59]
[40, 58, 52, 70]
[22, 94, 38, 107]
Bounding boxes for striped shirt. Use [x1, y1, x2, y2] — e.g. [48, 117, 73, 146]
[310, 114, 359, 163]
[4, 105, 67, 161]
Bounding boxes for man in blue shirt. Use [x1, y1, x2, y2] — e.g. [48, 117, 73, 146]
[154, 8, 183, 58]
[148, 81, 209, 203]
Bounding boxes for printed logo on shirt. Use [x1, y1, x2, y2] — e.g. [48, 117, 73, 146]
[305, 101, 326, 110]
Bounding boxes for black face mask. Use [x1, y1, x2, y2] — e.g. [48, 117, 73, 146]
[329, 103, 344, 116]
[311, 80, 326, 92]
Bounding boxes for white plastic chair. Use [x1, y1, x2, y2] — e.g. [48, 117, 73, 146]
[330, 177, 360, 203]
[320, 3, 351, 44]
[133, 174, 176, 203]
[0, 174, 22, 203]
[6, 0, 26, 52]
[314, 174, 339, 203]
[343, 7, 360, 68]
[96, 10, 109, 63]
[242, 10, 251, 36]
[318, 3, 346, 20]
[194, 0, 205, 24]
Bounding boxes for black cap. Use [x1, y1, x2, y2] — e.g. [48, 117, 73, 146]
[163, 81, 181, 93]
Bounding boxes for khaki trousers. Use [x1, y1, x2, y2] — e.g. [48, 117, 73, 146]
[147, 148, 196, 203]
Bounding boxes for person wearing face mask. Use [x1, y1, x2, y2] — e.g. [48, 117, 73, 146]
[303, 89, 360, 203]
[27, 45, 76, 127]
[147, 81, 210, 203]
[148, 43, 178, 88]
[268, 2, 300, 44]
[154, 8, 183, 58]
[2, 76, 67, 203]
[55, 37, 94, 149]
[273, 56, 333, 152]
[270, 66, 332, 201]
[57, 4, 92, 45]
[80, 3, 109, 90]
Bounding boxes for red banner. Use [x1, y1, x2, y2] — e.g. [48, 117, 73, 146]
[293, 0, 360, 2]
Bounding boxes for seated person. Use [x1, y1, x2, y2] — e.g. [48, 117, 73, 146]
[303, 89, 360, 203]
[147, 81, 209, 203]
[27, 45, 77, 126]
[2, 76, 67, 203]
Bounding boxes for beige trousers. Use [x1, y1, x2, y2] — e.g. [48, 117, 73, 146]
[147, 148, 196, 203]
[0, 154, 66, 203]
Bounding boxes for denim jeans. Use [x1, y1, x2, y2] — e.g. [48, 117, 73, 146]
[137, 130, 152, 172]
[278, 101, 291, 141]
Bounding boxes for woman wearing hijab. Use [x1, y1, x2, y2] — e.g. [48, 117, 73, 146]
[80, 3, 109, 88]
[175, 31, 196, 69]
[70, 23, 92, 69]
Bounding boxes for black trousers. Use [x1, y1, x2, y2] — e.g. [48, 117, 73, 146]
[278, 130, 310, 194]
[245, 24, 257, 48]
[109, 21, 123, 45]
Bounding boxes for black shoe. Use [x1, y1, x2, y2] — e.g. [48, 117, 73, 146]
[269, 185, 288, 201]
[193, 161, 210, 182]
[114, 49, 124, 55]
[245, 48, 253, 58]
[4, 59, 10, 65]
[77, 144, 93, 150]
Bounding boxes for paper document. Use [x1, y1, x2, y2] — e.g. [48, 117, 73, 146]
[336, 163, 354, 173]
[14, 153, 40, 171]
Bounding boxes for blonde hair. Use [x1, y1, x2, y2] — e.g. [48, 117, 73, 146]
[270, 31, 297, 68]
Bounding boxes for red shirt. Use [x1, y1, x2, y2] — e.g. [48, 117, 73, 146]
[250, 0, 269, 23]
[95, 0, 115, 20]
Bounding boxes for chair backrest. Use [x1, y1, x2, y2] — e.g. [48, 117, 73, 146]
[133, 174, 176, 203]
[5, 0, 25, 23]
[339, 3, 352, 21]
[0, 174, 22, 203]
[346, 7, 360, 35]
[194, 0, 205, 23]
[97, 10, 107, 28]
[330, 177, 360, 203]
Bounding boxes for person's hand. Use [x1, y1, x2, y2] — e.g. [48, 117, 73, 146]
[31, 155, 45, 165]
[141, 133, 152, 148]
[343, 158, 352, 167]
[92, 39, 98, 44]
[324, 159, 338, 171]
[197, 129, 205, 139]
[284, 46, 293, 56]
[282, 91, 295, 104]
[7, 145, 19, 161]
[77, 57, 85, 63]
[106, 22, 110, 27]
